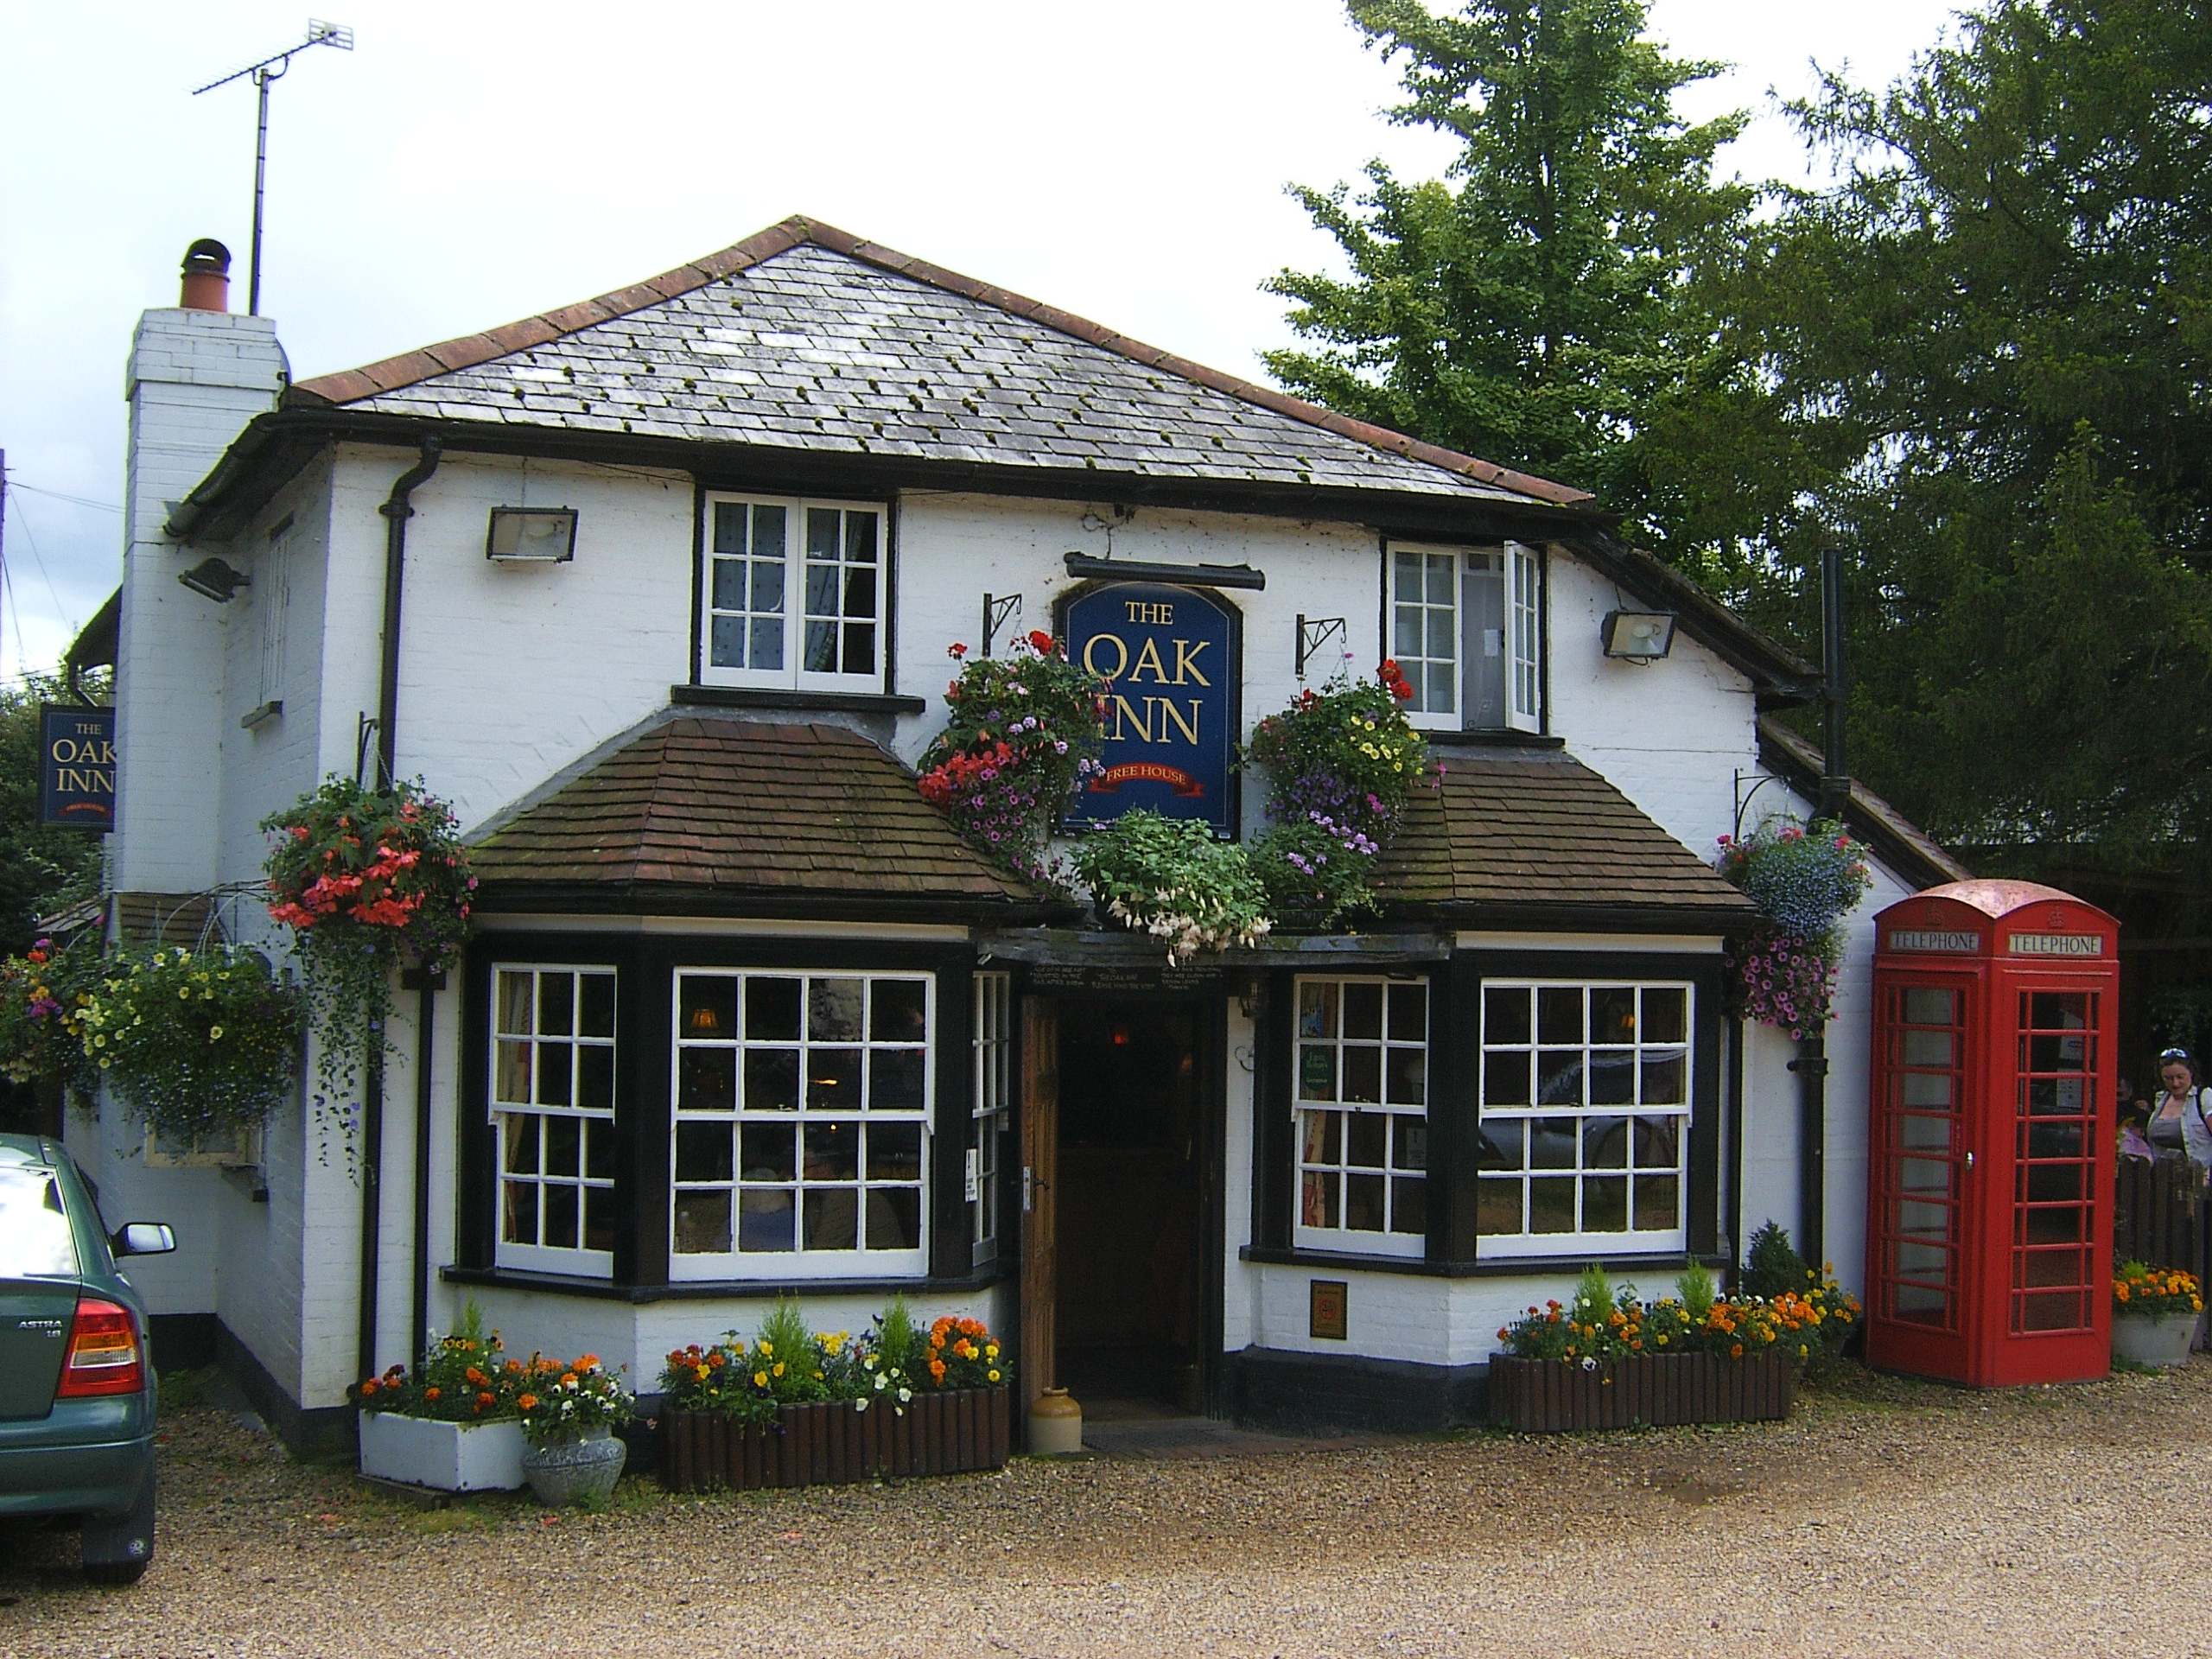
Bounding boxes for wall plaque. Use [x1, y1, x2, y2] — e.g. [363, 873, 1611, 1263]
[1309, 1279, 1348, 1341]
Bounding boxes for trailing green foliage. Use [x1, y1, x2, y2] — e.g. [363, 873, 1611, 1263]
[1074, 810, 1274, 963]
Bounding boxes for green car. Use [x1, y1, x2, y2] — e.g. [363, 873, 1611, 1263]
[0, 1131, 175, 1585]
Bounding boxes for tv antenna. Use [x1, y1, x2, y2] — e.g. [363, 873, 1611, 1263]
[192, 19, 353, 315]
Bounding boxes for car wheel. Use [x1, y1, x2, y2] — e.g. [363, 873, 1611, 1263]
[79, 1463, 155, 1586]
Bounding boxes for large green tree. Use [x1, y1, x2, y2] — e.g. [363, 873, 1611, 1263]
[1684, 0, 2212, 874]
[1266, 0, 1757, 551]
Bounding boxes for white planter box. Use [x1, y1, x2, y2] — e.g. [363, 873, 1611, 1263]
[358, 1412, 527, 1491]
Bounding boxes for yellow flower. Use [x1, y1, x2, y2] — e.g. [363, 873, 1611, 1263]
[759, 1341, 772, 1357]
[987, 1370, 1001, 1382]
[772, 1362, 785, 1378]
[753, 1370, 768, 1388]
[209, 1026, 226, 1040]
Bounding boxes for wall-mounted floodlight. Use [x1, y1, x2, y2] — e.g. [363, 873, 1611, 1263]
[178, 557, 251, 603]
[486, 507, 577, 563]
[1600, 609, 1677, 660]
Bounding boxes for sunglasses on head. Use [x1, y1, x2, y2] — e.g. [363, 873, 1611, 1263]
[2161, 1047, 2191, 1061]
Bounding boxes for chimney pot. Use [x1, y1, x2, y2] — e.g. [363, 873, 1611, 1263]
[179, 238, 232, 313]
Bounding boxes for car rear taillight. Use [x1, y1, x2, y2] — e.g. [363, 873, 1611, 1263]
[55, 1298, 143, 1399]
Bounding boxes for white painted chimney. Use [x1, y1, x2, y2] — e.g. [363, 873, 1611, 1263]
[111, 238, 288, 896]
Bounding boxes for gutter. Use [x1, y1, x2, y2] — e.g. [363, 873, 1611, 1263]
[357, 438, 441, 1389]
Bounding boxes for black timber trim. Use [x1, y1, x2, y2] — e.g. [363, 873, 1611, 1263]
[668, 683, 928, 715]
[471, 885, 1068, 925]
[1060, 552, 1266, 589]
[1228, 1346, 1484, 1434]
[1237, 1244, 1737, 1279]
[163, 408, 1605, 549]
[440, 1263, 1013, 1303]
[1253, 972, 1294, 1251]
[1373, 901, 1758, 936]
[1422, 728, 1567, 752]
[687, 478, 705, 687]
[216, 1322, 356, 1458]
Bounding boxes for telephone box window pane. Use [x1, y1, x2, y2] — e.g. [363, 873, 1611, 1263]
[2027, 991, 2088, 1030]
[1892, 1285, 1947, 1325]
[1897, 1114, 1951, 1152]
[1902, 988, 1957, 1025]
[1896, 1198, 1949, 1237]
[1903, 1029, 1955, 1067]
[1902, 1072, 1955, 1109]
[1897, 1241, 1949, 1278]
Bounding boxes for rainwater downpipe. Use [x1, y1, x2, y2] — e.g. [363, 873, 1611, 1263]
[1794, 546, 1853, 1271]
[357, 436, 442, 1388]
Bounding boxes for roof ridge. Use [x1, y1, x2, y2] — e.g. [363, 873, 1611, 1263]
[287, 215, 1592, 509]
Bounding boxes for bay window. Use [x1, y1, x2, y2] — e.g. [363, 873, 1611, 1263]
[669, 969, 931, 1279]
[1292, 976, 1430, 1258]
[699, 493, 886, 689]
[1475, 979, 1692, 1257]
[1388, 540, 1541, 733]
[490, 964, 620, 1276]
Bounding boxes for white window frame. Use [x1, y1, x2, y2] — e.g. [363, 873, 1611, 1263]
[970, 971, 1013, 1263]
[697, 492, 887, 691]
[1475, 978, 1692, 1259]
[1291, 974, 1430, 1260]
[1385, 539, 1542, 734]
[256, 516, 294, 708]
[670, 969, 931, 1281]
[143, 1119, 263, 1171]
[1506, 539, 1541, 732]
[489, 963, 620, 1279]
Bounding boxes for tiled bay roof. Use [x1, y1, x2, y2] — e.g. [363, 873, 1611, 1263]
[467, 716, 1043, 915]
[289, 218, 1590, 509]
[1376, 747, 1758, 925]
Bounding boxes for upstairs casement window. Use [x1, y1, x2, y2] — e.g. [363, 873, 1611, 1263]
[699, 493, 885, 690]
[1388, 540, 1541, 734]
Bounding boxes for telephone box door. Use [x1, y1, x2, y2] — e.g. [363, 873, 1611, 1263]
[1868, 972, 1983, 1379]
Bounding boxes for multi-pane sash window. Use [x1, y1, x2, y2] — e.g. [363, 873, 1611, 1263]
[257, 517, 294, 707]
[971, 972, 1013, 1262]
[1476, 981, 1691, 1256]
[492, 965, 619, 1276]
[700, 493, 883, 690]
[1388, 540, 1541, 733]
[1293, 976, 1429, 1258]
[671, 970, 930, 1279]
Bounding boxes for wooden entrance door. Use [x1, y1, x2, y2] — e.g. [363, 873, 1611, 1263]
[1018, 996, 1059, 1415]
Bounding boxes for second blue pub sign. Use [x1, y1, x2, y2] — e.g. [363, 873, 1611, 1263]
[1060, 582, 1238, 837]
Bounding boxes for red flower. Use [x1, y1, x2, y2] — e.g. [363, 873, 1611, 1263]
[1378, 658, 1403, 683]
[1391, 679, 1414, 700]
[1027, 630, 1055, 654]
[947, 642, 969, 658]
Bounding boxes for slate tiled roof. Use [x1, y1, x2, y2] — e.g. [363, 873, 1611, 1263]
[467, 716, 1042, 913]
[1376, 747, 1758, 925]
[289, 217, 1590, 509]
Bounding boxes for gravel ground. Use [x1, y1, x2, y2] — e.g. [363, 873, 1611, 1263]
[4, 1362, 2209, 1659]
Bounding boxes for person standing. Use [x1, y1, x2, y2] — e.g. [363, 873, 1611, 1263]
[2141, 1047, 2212, 1171]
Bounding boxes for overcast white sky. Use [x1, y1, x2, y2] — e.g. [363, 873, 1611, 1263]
[0, 0, 1961, 683]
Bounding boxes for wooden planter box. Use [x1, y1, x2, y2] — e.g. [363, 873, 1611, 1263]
[658, 1387, 1011, 1493]
[1487, 1351, 1797, 1433]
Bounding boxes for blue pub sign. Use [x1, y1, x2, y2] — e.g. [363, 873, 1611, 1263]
[39, 705, 116, 832]
[1060, 582, 1238, 837]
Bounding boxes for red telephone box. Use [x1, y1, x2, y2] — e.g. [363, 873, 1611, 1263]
[1864, 880, 2119, 1386]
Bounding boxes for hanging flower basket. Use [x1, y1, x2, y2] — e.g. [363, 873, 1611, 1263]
[262, 776, 474, 1159]
[1715, 818, 1872, 1039]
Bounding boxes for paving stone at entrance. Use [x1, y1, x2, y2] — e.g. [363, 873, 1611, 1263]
[1076, 1396, 1387, 1460]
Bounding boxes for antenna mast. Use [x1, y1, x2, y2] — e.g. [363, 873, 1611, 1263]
[192, 19, 353, 315]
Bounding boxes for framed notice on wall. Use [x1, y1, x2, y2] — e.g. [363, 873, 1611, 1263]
[38, 705, 114, 832]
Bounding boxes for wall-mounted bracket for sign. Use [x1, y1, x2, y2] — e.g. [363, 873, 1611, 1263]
[1732, 767, 1789, 843]
[1061, 552, 1266, 590]
[981, 592, 1022, 658]
[1294, 614, 1347, 681]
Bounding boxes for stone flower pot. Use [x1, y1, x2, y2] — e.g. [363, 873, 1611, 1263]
[521, 1428, 626, 1506]
[2113, 1311, 2196, 1369]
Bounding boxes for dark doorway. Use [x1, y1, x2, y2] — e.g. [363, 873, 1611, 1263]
[1054, 997, 1215, 1410]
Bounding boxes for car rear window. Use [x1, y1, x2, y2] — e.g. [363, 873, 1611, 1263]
[0, 1166, 79, 1278]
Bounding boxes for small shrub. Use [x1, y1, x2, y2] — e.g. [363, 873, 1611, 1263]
[1743, 1221, 1810, 1299]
